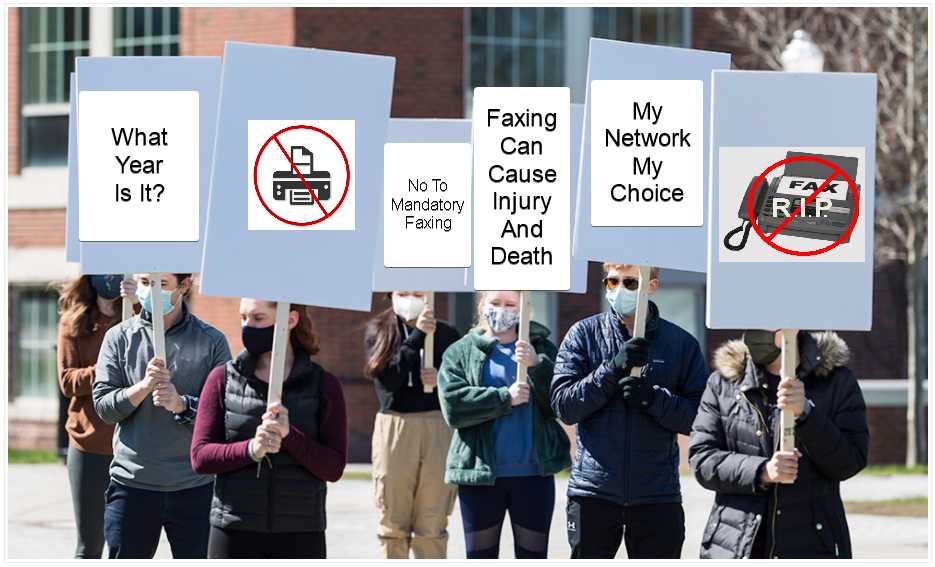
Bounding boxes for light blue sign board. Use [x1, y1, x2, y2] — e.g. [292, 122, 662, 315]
[707, 70, 876, 330]
[373, 119, 474, 292]
[200, 42, 395, 311]
[76, 56, 221, 274]
[65, 73, 78, 263]
[463, 104, 588, 293]
[572, 38, 730, 273]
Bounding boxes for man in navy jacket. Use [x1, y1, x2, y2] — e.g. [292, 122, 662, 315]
[550, 263, 708, 559]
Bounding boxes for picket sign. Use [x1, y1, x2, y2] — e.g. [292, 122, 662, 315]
[628, 266, 653, 377]
[150, 274, 166, 361]
[421, 291, 436, 394]
[779, 329, 797, 480]
[121, 273, 135, 321]
[515, 291, 534, 385]
[267, 302, 292, 406]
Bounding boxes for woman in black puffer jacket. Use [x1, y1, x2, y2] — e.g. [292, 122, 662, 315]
[689, 330, 868, 559]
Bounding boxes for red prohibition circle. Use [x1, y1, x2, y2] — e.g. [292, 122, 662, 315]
[746, 155, 860, 257]
[253, 124, 351, 227]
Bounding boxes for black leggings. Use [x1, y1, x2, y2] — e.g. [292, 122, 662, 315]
[66, 445, 112, 559]
[207, 526, 327, 559]
[457, 476, 555, 559]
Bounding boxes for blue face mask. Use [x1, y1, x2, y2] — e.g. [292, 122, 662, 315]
[606, 286, 638, 316]
[137, 283, 178, 316]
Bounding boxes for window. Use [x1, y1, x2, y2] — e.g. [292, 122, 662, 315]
[20, 7, 89, 166]
[10, 287, 60, 400]
[113, 7, 180, 56]
[19, 7, 180, 167]
[466, 8, 565, 108]
[591, 7, 689, 47]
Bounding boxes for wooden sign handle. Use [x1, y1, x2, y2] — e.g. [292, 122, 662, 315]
[121, 273, 135, 321]
[267, 301, 291, 407]
[516, 291, 533, 385]
[779, 328, 797, 471]
[628, 265, 652, 377]
[150, 273, 166, 361]
[422, 291, 435, 394]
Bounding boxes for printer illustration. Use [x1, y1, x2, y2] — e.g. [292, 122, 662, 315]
[272, 146, 331, 205]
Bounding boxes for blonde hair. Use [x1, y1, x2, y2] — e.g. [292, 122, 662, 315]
[474, 290, 532, 333]
[602, 263, 660, 280]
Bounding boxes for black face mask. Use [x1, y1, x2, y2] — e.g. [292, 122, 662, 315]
[743, 330, 781, 366]
[242, 324, 275, 355]
[90, 274, 122, 300]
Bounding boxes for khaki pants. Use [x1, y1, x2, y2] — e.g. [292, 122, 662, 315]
[372, 410, 457, 559]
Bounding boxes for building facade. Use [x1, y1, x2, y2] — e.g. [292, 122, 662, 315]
[7, 6, 924, 463]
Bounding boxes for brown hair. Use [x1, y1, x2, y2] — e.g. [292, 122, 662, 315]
[364, 294, 401, 378]
[56, 276, 105, 338]
[287, 303, 320, 355]
[601, 263, 660, 280]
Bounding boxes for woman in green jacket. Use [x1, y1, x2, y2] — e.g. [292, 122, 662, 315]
[438, 290, 570, 559]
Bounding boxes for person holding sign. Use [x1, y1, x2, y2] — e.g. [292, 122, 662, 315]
[190, 299, 347, 559]
[363, 291, 461, 559]
[689, 330, 868, 559]
[92, 273, 231, 559]
[438, 291, 571, 559]
[550, 264, 708, 559]
[56, 275, 123, 558]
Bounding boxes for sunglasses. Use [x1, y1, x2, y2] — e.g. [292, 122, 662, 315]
[602, 276, 640, 291]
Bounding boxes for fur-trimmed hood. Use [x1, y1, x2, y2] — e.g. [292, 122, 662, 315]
[714, 331, 850, 382]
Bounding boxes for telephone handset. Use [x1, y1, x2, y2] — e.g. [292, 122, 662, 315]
[723, 176, 770, 251]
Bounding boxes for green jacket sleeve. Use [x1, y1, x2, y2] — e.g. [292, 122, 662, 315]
[438, 340, 512, 429]
[528, 337, 558, 419]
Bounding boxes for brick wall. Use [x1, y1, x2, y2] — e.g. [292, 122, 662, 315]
[8, 209, 66, 247]
[8, 7, 20, 175]
[294, 8, 464, 118]
[180, 7, 295, 56]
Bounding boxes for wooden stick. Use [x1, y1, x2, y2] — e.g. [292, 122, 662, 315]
[628, 265, 653, 377]
[267, 301, 291, 407]
[150, 273, 166, 360]
[516, 291, 533, 385]
[779, 329, 798, 472]
[121, 273, 134, 321]
[422, 291, 435, 393]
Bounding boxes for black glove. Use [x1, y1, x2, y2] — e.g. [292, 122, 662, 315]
[618, 375, 656, 409]
[611, 337, 650, 376]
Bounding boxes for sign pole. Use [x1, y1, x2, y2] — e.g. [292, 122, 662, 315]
[779, 328, 797, 478]
[628, 265, 652, 377]
[267, 301, 291, 407]
[150, 273, 166, 360]
[516, 291, 533, 385]
[121, 273, 135, 321]
[422, 291, 435, 394]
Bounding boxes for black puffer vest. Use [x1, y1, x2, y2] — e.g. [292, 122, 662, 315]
[210, 350, 327, 533]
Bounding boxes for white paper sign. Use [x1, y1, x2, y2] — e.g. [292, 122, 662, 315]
[472, 87, 570, 291]
[78, 90, 199, 241]
[383, 143, 471, 267]
[590, 80, 703, 227]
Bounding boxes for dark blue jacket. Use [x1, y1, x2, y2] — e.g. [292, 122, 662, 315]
[550, 302, 708, 506]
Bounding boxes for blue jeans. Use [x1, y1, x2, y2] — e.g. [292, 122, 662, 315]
[103, 480, 212, 559]
[457, 476, 555, 559]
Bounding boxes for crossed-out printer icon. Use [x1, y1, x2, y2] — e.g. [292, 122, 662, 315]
[272, 146, 331, 205]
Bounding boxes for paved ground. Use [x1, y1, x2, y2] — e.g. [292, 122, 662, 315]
[7, 464, 928, 559]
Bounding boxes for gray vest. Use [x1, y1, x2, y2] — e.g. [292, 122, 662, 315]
[210, 351, 327, 533]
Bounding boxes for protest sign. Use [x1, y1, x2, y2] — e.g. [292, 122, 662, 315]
[199, 42, 395, 401]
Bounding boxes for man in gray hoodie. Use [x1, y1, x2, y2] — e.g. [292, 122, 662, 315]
[93, 273, 231, 559]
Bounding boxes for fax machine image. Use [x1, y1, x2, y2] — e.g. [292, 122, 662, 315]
[272, 146, 331, 205]
[723, 151, 860, 251]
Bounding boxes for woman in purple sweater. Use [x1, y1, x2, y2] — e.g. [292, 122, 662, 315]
[190, 299, 347, 559]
